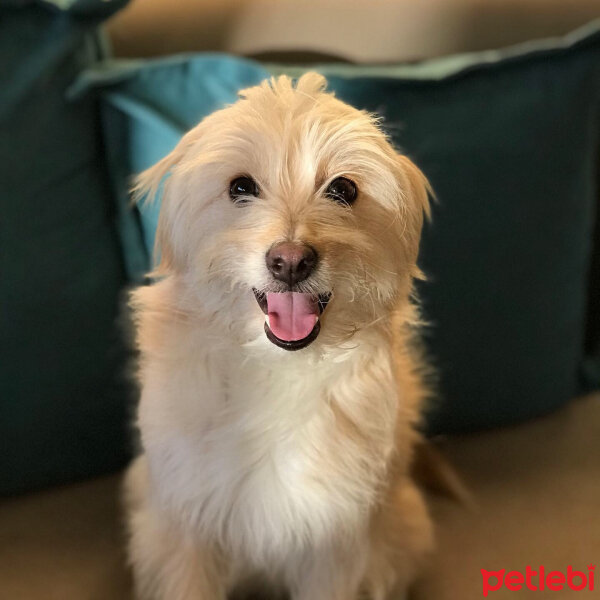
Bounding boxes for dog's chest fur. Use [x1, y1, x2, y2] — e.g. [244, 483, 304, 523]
[139, 331, 398, 565]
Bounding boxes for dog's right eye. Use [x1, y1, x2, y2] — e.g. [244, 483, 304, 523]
[325, 177, 358, 206]
[229, 176, 259, 203]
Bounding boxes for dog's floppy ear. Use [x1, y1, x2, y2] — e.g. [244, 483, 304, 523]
[132, 128, 203, 275]
[397, 155, 433, 278]
[398, 154, 432, 222]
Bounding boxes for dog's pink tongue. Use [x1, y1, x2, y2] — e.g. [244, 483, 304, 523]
[267, 292, 318, 341]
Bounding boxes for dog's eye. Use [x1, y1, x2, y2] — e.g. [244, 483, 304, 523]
[229, 176, 259, 203]
[325, 177, 358, 206]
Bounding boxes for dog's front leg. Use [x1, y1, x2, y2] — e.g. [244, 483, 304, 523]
[285, 538, 368, 600]
[125, 457, 229, 600]
[128, 502, 228, 600]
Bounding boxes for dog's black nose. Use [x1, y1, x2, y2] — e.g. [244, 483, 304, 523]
[266, 242, 318, 286]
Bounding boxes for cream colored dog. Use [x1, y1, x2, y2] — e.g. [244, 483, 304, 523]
[125, 73, 433, 600]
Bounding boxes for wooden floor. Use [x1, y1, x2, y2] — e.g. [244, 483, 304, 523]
[1, 394, 599, 600]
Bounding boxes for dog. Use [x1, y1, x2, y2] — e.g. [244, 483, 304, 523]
[124, 72, 434, 600]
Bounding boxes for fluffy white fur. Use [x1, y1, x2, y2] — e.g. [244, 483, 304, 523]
[125, 73, 434, 600]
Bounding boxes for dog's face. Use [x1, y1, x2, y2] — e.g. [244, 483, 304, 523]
[136, 73, 430, 353]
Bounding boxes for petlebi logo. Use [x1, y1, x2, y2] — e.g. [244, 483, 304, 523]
[481, 565, 595, 596]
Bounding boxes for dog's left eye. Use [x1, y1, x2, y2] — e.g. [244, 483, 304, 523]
[229, 176, 259, 203]
[325, 177, 358, 206]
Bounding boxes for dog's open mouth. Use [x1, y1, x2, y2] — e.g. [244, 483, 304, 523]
[253, 289, 331, 351]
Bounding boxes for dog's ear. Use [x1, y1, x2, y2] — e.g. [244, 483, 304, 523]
[132, 128, 203, 275]
[397, 155, 433, 279]
[398, 155, 431, 220]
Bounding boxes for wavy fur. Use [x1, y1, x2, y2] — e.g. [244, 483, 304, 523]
[125, 73, 433, 600]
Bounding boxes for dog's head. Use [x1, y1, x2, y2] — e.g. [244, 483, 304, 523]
[135, 73, 430, 353]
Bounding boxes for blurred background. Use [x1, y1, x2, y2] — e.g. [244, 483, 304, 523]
[107, 0, 600, 61]
[1, 0, 599, 598]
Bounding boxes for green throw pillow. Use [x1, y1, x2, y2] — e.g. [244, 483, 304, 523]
[75, 22, 600, 433]
[0, 0, 132, 494]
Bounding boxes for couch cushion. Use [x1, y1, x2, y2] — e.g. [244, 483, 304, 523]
[76, 22, 600, 433]
[0, 0, 132, 494]
[1, 393, 599, 599]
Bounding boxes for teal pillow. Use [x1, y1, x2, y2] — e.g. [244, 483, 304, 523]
[78, 23, 600, 433]
[73, 56, 270, 280]
[0, 0, 131, 494]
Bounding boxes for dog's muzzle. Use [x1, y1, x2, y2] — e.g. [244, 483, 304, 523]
[253, 289, 331, 351]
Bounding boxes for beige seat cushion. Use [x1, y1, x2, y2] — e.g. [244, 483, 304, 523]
[1, 393, 599, 599]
